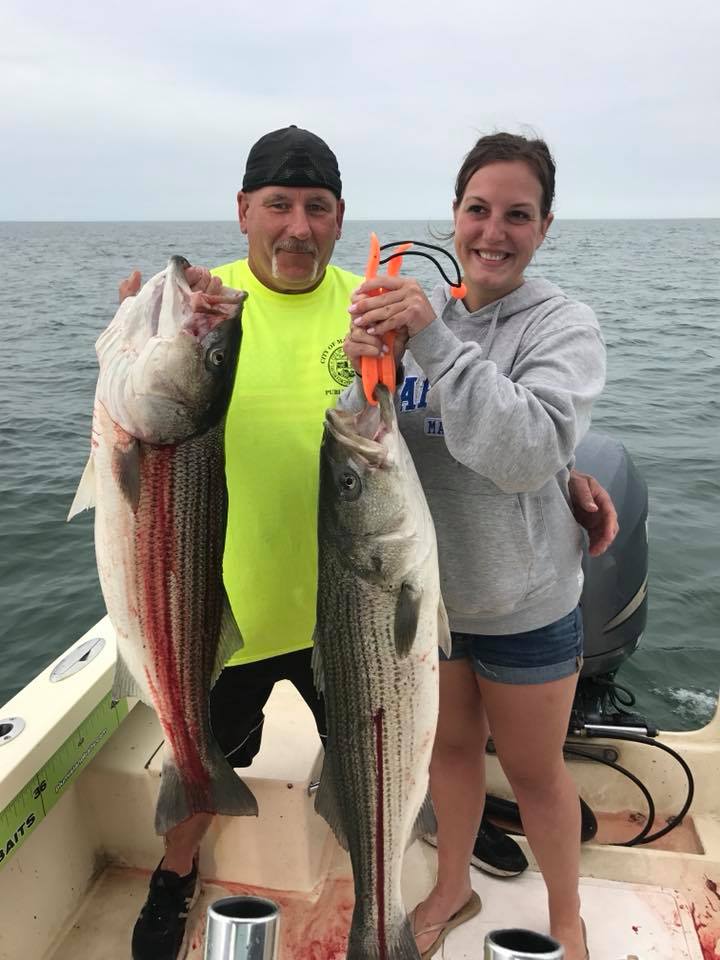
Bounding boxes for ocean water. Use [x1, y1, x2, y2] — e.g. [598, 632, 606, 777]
[0, 219, 718, 729]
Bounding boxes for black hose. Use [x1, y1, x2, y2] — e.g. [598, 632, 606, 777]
[585, 730, 695, 846]
[563, 744, 656, 846]
[591, 677, 637, 710]
[485, 730, 694, 849]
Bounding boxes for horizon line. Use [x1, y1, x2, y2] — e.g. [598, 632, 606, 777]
[2, 217, 719, 224]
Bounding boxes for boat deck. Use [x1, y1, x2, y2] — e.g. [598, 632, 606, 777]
[3, 643, 719, 960]
[44, 845, 709, 960]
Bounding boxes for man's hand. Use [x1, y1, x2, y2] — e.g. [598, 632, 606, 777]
[119, 270, 142, 302]
[118, 266, 224, 304]
[569, 469, 619, 557]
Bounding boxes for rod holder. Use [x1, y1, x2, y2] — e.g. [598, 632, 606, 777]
[204, 896, 280, 960]
[484, 928, 564, 959]
[50, 636, 105, 682]
[0, 717, 25, 746]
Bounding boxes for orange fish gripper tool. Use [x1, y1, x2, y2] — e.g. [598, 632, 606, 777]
[360, 233, 412, 406]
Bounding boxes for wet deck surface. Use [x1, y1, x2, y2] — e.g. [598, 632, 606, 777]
[45, 859, 709, 960]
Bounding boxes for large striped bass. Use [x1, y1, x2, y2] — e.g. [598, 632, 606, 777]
[69, 256, 257, 835]
[314, 384, 450, 960]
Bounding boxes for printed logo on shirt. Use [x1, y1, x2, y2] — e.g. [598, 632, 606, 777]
[424, 418, 444, 437]
[320, 337, 355, 388]
[399, 375, 430, 412]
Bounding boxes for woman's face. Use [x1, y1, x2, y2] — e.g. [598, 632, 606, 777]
[453, 160, 553, 311]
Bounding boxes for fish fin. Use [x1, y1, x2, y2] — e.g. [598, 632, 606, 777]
[112, 437, 142, 512]
[314, 748, 348, 850]
[154, 740, 258, 836]
[409, 790, 437, 847]
[111, 650, 149, 703]
[311, 635, 325, 695]
[394, 582, 422, 658]
[211, 594, 244, 686]
[438, 595, 452, 658]
[67, 455, 96, 520]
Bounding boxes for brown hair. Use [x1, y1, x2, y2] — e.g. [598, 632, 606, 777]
[454, 132, 556, 218]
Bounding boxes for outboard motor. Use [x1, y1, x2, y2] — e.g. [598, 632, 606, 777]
[572, 431, 650, 732]
[576, 431, 648, 676]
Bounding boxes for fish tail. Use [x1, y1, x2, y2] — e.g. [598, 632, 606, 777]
[346, 912, 419, 960]
[154, 743, 258, 836]
[208, 739, 258, 818]
[154, 759, 194, 836]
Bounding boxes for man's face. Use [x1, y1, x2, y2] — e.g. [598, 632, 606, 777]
[238, 186, 345, 293]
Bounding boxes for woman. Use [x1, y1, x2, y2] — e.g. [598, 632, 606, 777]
[342, 132, 602, 960]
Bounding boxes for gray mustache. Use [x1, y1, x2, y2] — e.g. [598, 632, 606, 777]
[274, 240, 319, 255]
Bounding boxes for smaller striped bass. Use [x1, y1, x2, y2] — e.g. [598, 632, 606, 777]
[314, 384, 450, 960]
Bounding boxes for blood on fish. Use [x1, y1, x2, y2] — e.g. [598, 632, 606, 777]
[374, 707, 387, 960]
[140, 447, 210, 800]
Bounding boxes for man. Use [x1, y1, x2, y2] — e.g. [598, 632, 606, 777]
[124, 126, 618, 960]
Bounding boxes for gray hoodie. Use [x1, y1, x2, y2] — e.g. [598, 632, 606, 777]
[339, 277, 606, 636]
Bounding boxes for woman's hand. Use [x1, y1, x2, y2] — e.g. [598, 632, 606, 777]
[348, 276, 436, 338]
[343, 322, 408, 375]
[569, 469, 619, 557]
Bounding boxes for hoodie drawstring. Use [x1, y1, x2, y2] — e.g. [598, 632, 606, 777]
[483, 300, 503, 357]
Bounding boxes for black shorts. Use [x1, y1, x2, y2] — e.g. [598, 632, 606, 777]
[209, 648, 326, 767]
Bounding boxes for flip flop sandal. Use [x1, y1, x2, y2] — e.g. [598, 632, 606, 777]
[411, 890, 483, 960]
[581, 916, 590, 960]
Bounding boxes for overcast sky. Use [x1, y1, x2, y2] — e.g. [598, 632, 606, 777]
[2, 0, 718, 220]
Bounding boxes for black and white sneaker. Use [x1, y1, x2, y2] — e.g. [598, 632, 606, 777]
[470, 818, 528, 877]
[424, 817, 528, 878]
[131, 859, 199, 960]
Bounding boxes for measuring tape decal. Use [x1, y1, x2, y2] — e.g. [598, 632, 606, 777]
[0, 694, 128, 868]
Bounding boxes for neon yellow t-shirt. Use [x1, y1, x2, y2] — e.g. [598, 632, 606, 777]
[210, 259, 363, 666]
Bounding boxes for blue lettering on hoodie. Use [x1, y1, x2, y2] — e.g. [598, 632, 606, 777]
[418, 378, 430, 408]
[399, 376, 417, 411]
[399, 375, 429, 413]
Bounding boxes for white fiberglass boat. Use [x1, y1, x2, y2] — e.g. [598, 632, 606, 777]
[1, 433, 718, 960]
[0, 615, 719, 960]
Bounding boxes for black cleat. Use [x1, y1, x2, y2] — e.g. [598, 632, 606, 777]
[132, 859, 199, 960]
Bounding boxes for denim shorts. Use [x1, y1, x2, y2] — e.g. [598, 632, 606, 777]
[440, 607, 584, 685]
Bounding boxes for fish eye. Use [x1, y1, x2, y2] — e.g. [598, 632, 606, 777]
[338, 469, 362, 501]
[208, 348, 225, 367]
